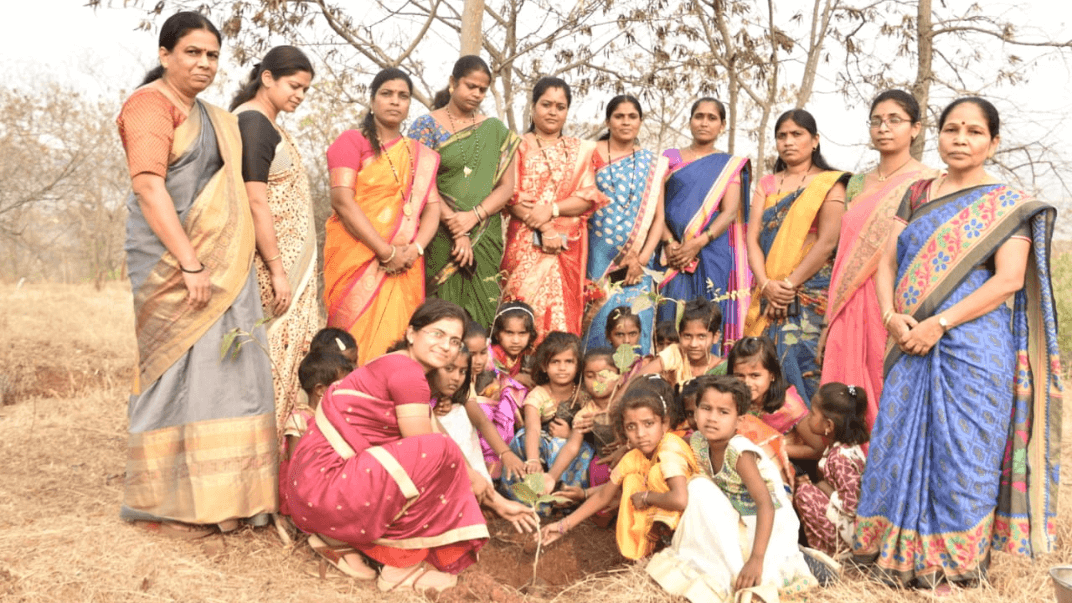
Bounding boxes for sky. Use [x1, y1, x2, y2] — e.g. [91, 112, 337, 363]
[5, 0, 1070, 236]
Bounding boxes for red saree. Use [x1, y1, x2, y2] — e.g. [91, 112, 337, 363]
[282, 354, 488, 573]
[500, 135, 600, 342]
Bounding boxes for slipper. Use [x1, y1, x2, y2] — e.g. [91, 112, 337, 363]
[308, 534, 376, 581]
[217, 519, 241, 533]
[378, 562, 458, 593]
[800, 546, 842, 586]
[134, 520, 215, 540]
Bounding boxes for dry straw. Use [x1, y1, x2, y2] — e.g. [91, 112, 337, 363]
[0, 282, 1067, 602]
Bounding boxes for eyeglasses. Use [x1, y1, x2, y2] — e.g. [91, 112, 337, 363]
[868, 116, 910, 129]
[420, 328, 463, 351]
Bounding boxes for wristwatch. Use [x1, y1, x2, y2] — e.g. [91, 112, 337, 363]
[938, 315, 949, 331]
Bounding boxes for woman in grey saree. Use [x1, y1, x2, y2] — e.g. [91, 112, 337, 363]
[117, 12, 276, 535]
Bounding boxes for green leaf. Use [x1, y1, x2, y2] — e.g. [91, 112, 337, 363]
[220, 328, 239, 361]
[674, 300, 686, 329]
[631, 295, 653, 313]
[254, 316, 272, 329]
[536, 493, 572, 505]
[613, 343, 639, 373]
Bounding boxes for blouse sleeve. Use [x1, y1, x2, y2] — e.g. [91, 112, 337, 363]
[657, 446, 689, 480]
[327, 130, 374, 190]
[237, 111, 281, 183]
[383, 356, 432, 407]
[407, 115, 441, 149]
[116, 89, 184, 178]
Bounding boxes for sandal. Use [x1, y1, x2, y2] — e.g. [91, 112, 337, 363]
[377, 562, 458, 593]
[217, 519, 241, 533]
[134, 520, 215, 540]
[308, 534, 376, 580]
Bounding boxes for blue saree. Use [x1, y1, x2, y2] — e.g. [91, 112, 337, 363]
[853, 180, 1063, 586]
[586, 149, 667, 354]
[658, 151, 751, 352]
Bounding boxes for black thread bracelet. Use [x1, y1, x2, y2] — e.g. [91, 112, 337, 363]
[180, 263, 206, 274]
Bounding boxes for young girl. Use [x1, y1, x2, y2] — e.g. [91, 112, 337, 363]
[542, 378, 697, 559]
[654, 320, 679, 355]
[430, 346, 495, 483]
[604, 306, 649, 382]
[556, 348, 622, 487]
[309, 327, 359, 370]
[793, 383, 869, 556]
[728, 335, 825, 462]
[280, 351, 352, 517]
[641, 297, 726, 386]
[647, 375, 817, 601]
[465, 321, 526, 480]
[502, 332, 592, 511]
[490, 301, 537, 389]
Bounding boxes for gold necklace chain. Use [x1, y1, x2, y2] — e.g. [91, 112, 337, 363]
[381, 139, 417, 216]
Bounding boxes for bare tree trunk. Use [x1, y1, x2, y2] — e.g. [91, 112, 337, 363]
[911, 0, 932, 160]
[460, 0, 485, 56]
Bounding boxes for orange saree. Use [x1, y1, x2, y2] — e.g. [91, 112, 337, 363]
[324, 132, 439, 365]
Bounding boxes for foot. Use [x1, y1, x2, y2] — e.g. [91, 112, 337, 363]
[134, 520, 215, 540]
[308, 534, 376, 580]
[378, 562, 458, 593]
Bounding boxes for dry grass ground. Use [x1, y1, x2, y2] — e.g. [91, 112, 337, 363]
[0, 280, 1068, 603]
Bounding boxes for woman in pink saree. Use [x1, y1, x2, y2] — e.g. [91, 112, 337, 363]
[818, 90, 934, 430]
[282, 299, 537, 593]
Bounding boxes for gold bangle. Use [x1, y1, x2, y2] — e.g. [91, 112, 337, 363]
[759, 280, 770, 293]
[264, 253, 282, 263]
[784, 278, 795, 289]
[379, 245, 397, 264]
[551, 202, 560, 218]
[882, 309, 894, 327]
[415, 242, 424, 256]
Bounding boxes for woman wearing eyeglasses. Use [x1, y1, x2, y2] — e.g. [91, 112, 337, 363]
[817, 91, 934, 431]
[282, 298, 539, 593]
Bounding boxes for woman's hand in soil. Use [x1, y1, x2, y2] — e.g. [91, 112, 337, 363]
[539, 521, 566, 546]
[735, 557, 764, 591]
[490, 492, 540, 533]
[500, 450, 526, 482]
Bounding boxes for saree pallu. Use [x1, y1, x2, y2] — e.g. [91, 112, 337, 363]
[613, 432, 699, 560]
[121, 98, 276, 524]
[252, 124, 324, 442]
[324, 134, 438, 365]
[409, 117, 521, 327]
[853, 182, 1063, 586]
[283, 355, 488, 573]
[659, 152, 751, 354]
[744, 171, 849, 403]
[586, 149, 667, 355]
[500, 136, 600, 342]
[821, 169, 934, 430]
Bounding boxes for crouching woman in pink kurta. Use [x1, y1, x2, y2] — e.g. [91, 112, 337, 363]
[282, 298, 538, 593]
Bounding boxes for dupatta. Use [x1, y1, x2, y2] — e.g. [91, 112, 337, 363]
[889, 181, 1062, 557]
[130, 100, 255, 393]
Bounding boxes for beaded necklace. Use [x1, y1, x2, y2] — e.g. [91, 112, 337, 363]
[534, 134, 563, 204]
[445, 105, 482, 178]
[381, 139, 417, 216]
